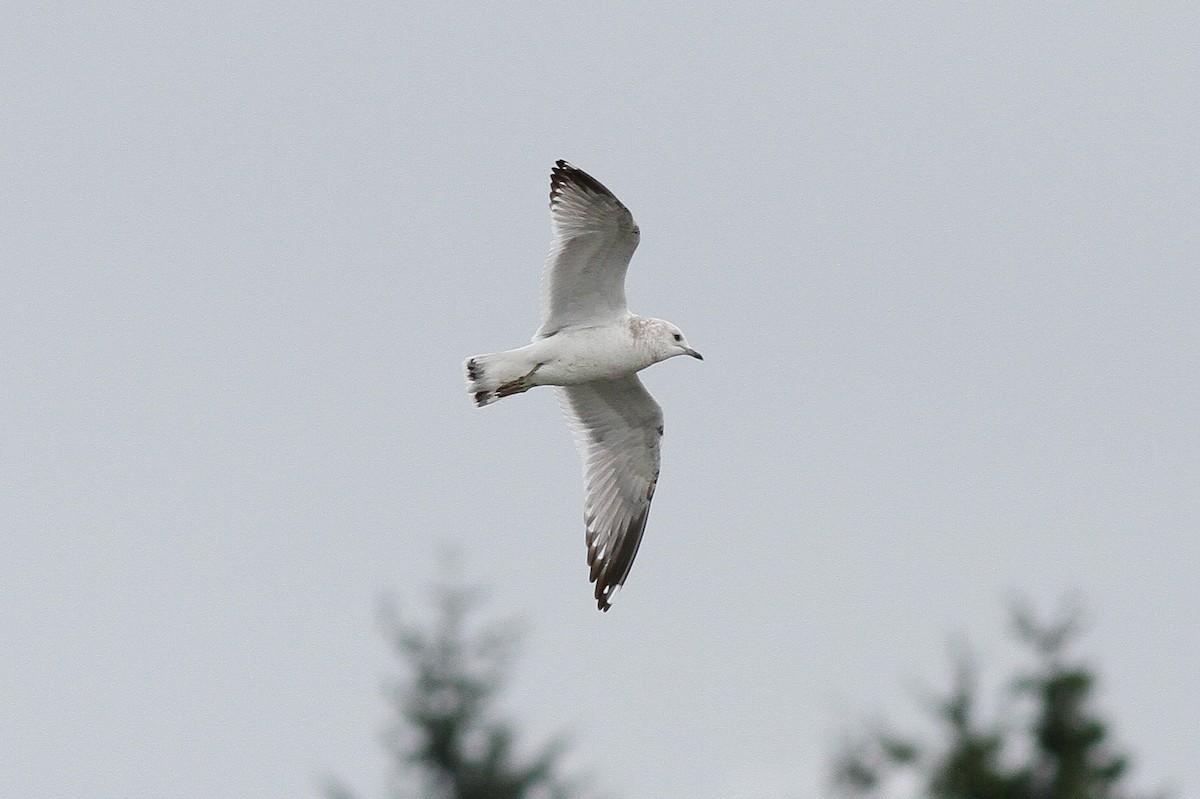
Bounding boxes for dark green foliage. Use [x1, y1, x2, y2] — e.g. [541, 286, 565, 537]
[1007, 604, 1133, 799]
[328, 576, 582, 799]
[834, 602, 1163, 799]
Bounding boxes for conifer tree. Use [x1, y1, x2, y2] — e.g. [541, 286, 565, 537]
[327, 576, 583, 799]
[834, 603, 1164, 799]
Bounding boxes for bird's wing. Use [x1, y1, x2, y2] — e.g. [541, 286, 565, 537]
[557, 376, 663, 611]
[536, 160, 641, 338]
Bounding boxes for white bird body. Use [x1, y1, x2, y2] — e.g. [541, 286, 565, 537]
[464, 161, 701, 611]
[469, 314, 681, 390]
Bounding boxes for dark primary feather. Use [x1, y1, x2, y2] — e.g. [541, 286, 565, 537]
[550, 159, 624, 206]
[588, 496, 652, 612]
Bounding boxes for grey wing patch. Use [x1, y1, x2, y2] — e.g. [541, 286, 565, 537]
[557, 376, 663, 611]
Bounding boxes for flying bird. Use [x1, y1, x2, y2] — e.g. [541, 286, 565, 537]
[464, 160, 702, 611]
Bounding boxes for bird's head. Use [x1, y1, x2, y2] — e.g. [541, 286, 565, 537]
[647, 319, 703, 363]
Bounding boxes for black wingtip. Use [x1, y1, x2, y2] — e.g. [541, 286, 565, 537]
[595, 583, 615, 612]
[550, 159, 619, 205]
[585, 504, 651, 613]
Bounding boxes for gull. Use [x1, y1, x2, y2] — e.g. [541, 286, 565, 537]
[464, 160, 702, 611]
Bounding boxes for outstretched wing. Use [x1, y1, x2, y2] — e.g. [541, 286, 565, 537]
[536, 160, 641, 339]
[557, 376, 663, 611]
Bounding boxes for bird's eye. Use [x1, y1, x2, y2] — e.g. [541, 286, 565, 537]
[673, 333, 682, 342]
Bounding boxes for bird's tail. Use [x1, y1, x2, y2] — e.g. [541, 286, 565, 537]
[464, 350, 539, 407]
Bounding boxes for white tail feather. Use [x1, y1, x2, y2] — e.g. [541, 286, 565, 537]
[464, 350, 538, 407]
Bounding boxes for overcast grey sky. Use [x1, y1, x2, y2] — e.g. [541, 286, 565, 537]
[3, 4, 1197, 798]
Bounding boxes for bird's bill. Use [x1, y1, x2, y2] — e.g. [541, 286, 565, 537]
[684, 347, 703, 360]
